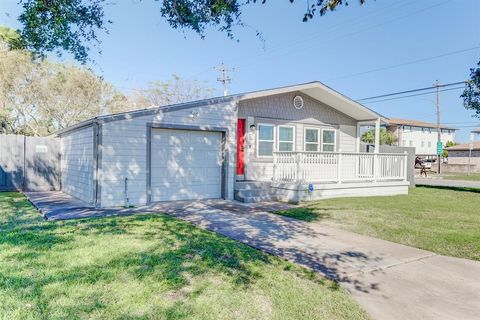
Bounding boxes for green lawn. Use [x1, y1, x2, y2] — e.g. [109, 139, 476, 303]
[441, 173, 480, 181]
[0, 192, 369, 320]
[276, 187, 480, 261]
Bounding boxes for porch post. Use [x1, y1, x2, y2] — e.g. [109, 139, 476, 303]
[356, 122, 361, 152]
[374, 118, 381, 154]
[374, 118, 381, 181]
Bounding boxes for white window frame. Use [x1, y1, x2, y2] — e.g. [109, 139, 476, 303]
[256, 123, 275, 158]
[321, 128, 336, 152]
[277, 125, 296, 152]
[304, 127, 320, 152]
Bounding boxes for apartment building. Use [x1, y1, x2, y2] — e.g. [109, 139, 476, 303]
[387, 118, 457, 156]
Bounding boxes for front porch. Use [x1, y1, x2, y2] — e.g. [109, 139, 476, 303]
[235, 151, 410, 203]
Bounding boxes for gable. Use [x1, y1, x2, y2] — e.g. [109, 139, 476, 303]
[238, 91, 356, 126]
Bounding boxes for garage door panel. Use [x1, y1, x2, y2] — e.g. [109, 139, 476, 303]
[151, 168, 221, 183]
[151, 128, 223, 202]
[151, 151, 222, 167]
[152, 131, 221, 146]
[151, 184, 221, 201]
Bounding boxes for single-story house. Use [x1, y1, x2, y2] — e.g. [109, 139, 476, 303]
[444, 141, 480, 173]
[56, 81, 410, 208]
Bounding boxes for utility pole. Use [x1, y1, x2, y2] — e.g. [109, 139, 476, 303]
[214, 63, 234, 96]
[436, 80, 441, 174]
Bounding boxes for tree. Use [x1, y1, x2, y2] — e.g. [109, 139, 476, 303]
[442, 140, 457, 158]
[0, 41, 215, 135]
[361, 128, 396, 146]
[0, 41, 117, 135]
[0, 26, 25, 50]
[132, 75, 215, 109]
[461, 61, 480, 119]
[8, 0, 365, 63]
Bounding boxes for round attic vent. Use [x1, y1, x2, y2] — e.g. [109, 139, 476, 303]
[293, 95, 304, 110]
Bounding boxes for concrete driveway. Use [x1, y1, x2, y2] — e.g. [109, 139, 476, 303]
[169, 202, 480, 320]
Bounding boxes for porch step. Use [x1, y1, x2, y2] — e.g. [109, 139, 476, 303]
[234, 181, 272, 190]
[234, 181, 285, 203]
[238, 195, 284, 203]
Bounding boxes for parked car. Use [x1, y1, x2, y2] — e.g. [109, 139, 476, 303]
[415, 158, 432, 169]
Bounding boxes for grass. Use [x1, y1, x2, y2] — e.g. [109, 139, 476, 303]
[275, 187, 480, 261]
[440, 173, 480, 181]
[0, 192, 369, 320]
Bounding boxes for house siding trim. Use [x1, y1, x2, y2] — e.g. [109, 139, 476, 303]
[55, 97, 238, 136]
[94, 122, 102, 207]
[146, 122, 230, 204]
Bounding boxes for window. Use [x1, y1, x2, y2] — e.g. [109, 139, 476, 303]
[428, 141, 432, 148]
[278, 126, 295, 152]
[304, 128, 320, 151]
[421, 141, 425, 148]
[409, 140, 413, 147]
[402, 140, 406, 146]
[322, 129, 336, 152]
[257, 124, 275, 157]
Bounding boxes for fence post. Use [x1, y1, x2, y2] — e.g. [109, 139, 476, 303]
[403, 151, 408, 181]
[373, 153, 378, 182]
[296, 153, 303, 183]
[272, 152, 277, 182]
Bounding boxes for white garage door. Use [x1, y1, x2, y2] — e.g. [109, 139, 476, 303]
[151, 128, 223, 202]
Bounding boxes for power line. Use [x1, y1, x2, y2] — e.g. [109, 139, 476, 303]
[327, 46, 480, 82]
[188, 0, 418, 79]
[358, 81, 467, 101]
[362, 86, 466, 104]
[231, 0, 450, 73]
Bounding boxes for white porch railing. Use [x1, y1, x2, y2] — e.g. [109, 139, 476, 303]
[272, 151, 408, 183]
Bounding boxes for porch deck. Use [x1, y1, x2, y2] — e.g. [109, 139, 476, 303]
[235, 151, 410, 203]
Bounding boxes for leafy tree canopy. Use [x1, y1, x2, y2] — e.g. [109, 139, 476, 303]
[9, 0, 364, 63]
[0, 41, 214, 135]
[442, 140, 457, 158]
[0, 25, 25, 50]
[461, 61, 480, 119]
[361, 127, 396, 146]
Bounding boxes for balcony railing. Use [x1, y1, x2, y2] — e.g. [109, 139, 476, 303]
[272, 151, 408, 183]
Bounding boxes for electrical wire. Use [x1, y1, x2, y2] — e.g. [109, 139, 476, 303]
[361, 86, 466, 104]
[327, 46, 480, 82]
[358, 81, 467, 101]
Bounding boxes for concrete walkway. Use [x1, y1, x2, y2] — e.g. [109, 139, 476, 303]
[416, 177, 480, 189]
[25, 191, 480, 319]
[169, 206, 480, 320]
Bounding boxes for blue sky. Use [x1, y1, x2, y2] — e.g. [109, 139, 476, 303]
[1, 0, 479, 141]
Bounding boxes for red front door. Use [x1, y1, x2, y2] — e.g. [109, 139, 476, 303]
[236, 119, 246, 176]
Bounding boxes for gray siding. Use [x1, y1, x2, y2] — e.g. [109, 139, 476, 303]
[61, 126, 94, 203]
[238, 92, 357, 181]
[100, 102, 237, 207]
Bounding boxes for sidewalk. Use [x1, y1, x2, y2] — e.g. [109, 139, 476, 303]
[415, 177, 480, 189]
